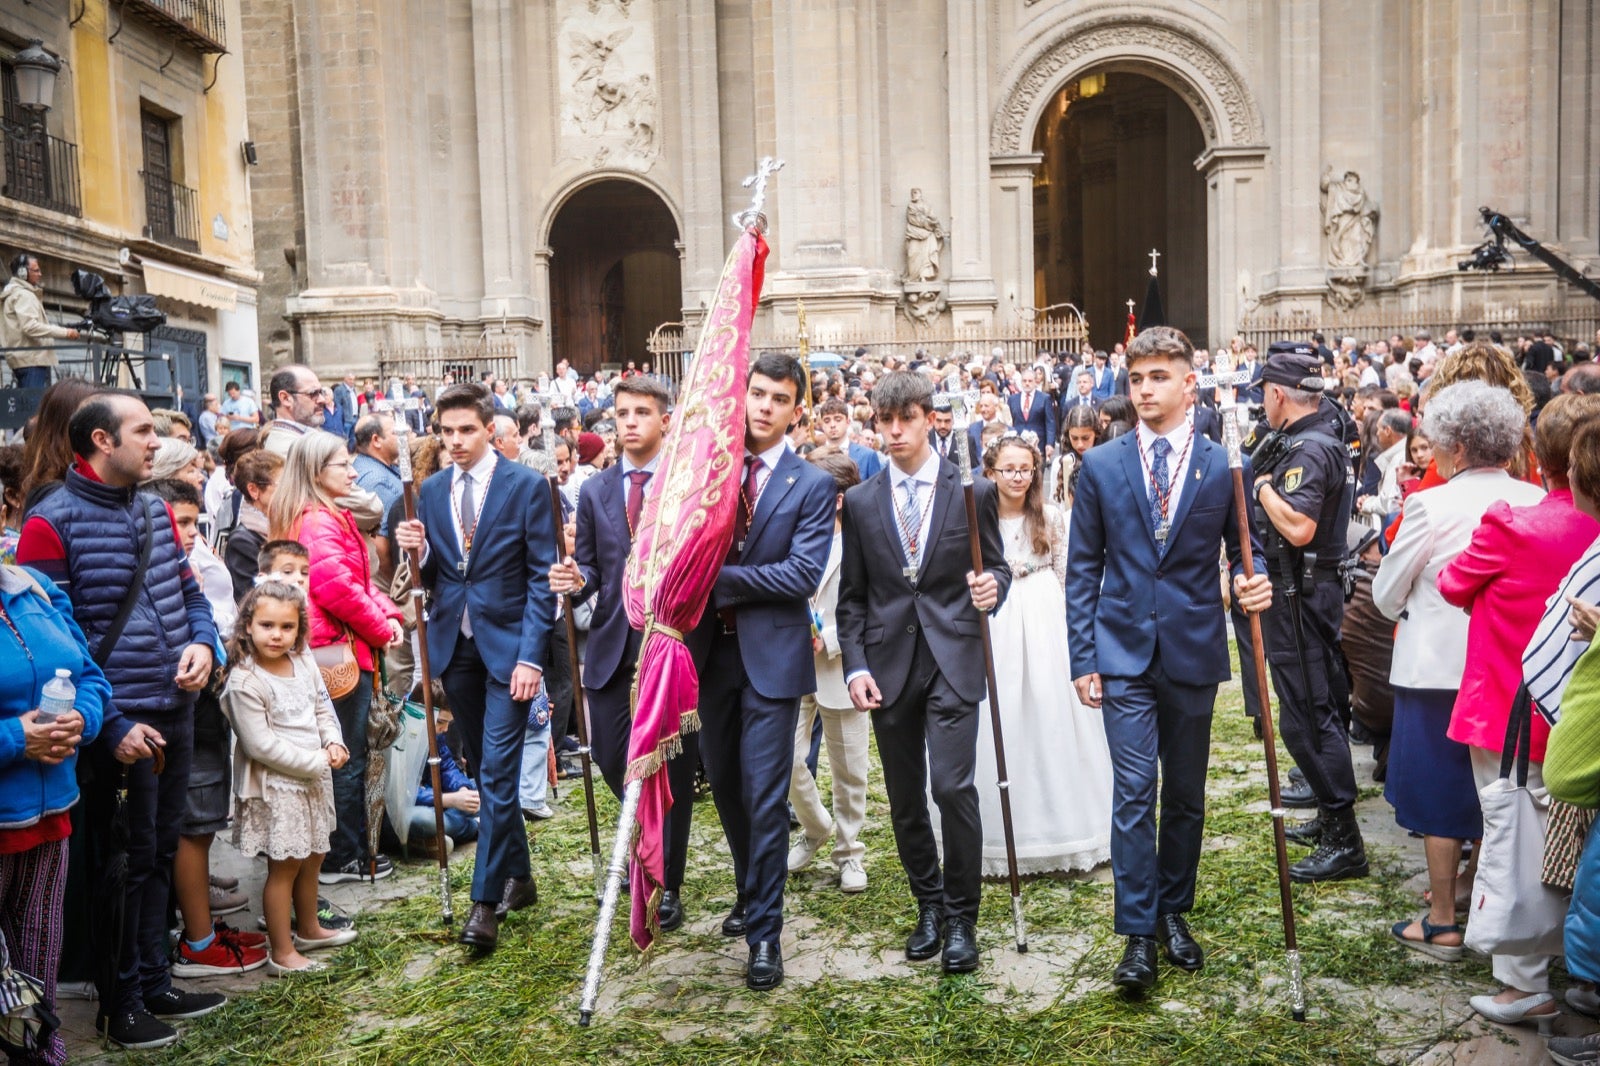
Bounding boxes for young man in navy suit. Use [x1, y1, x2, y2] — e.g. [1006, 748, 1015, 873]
[395, 383, 559, 954]
[548, 375, 698, 932]
[1067, 327, 1272, 994]
[1007, 367, 1057, 458]
[837, 371, 1010, 975]
[694, 353, 836, 990]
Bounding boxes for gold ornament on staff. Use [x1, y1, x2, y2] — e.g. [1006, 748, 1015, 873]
[797, 299, 812, 411]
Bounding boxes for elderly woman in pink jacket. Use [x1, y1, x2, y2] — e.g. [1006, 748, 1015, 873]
[1437, 392, 1600, 1033]
[270, 431, 402, 885]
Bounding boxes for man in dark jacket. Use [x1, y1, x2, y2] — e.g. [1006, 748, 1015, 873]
[17, 391, 221, 1050]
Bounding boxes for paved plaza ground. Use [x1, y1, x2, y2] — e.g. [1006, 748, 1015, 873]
[59, 670, 1597, 1065]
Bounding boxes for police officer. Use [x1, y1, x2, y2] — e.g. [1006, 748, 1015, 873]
[1251, 341, 1367, 884]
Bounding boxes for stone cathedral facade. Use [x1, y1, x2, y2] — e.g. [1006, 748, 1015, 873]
[241, 0, 1599, 375]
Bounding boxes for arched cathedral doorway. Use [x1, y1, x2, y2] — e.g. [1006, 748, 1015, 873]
[1033, 72, 1209, 350]
[548, 179, 682, 375]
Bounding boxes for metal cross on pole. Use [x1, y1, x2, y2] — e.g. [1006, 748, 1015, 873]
[1147, 248, 1162, 276]
[1125, 298, 1135, 316]
[732, 156, 785, 232]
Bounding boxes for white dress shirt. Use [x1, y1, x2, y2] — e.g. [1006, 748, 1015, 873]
[450, 449, 498, 638]
[887, 447, 941, 564]
[1136, 417, 1195, 522]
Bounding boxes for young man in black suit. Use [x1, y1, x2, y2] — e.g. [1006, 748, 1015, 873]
[836, 371, 1011, 974]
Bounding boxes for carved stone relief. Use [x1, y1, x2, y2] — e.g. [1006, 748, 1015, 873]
[991, 15, 1264, 155]
[559, 0, 658, 171]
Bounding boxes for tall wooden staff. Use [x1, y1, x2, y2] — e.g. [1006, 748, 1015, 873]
[547, 463, 604, 901]
[383, 398, 453, 927]
[942, 390, 1027, 953]
[1201, 358, 1306, 1021]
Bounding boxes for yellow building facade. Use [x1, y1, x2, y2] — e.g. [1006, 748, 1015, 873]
[1, 0, 260, 406]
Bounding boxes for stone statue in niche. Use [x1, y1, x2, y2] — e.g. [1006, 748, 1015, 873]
[1320, 166, 1379, 309]
[903, 188, 947, 283]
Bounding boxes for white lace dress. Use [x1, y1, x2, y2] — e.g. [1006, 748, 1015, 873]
[233, 662, 338, 862]
[975, 506, 1113, 876]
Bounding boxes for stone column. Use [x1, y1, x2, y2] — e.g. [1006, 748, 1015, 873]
[672, 0, 729, 308]
[1273, 0, 1324, 298]
[1199, 147, 1268, 341]
[471, 0, 537, 371]
[988, 154, 1042, 323]
[944, 0, 995, 325]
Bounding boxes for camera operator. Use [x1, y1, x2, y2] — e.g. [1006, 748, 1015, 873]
[1, 253, 79, 388]
[1250, 342, 1365, 885]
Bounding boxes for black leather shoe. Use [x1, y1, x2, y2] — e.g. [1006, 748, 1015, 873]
[458, 901, 499, 953]
[905, 902, 944, 961]
[1280, 766, 1317, 809]
[1158, 913, 1204, 971]
[746, 941, 784, 990]
[941, 918, 979, 974]
[1283, 813, 1323, 846]
[658, 889, 685, 932]
[721, 898, 748, 938]
[495, 875, 538, 919]
[1113, 935, 1159, 993]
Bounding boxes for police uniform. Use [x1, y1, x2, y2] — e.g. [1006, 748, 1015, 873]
[1252, 343, 1367, 883]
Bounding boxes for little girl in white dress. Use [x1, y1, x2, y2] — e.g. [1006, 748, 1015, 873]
[220, 581, 358, 975]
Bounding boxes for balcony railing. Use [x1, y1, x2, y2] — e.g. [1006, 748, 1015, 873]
[122, 0, 226, 54]
[140, 171, 200, 252]
[1, 127, 82, 217]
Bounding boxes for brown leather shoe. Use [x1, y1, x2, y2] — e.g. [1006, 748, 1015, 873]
[458, 902, 499, 953]
[495, 876, 539, 920]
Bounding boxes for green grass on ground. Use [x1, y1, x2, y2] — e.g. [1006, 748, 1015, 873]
[140, 661, 1491, 1065]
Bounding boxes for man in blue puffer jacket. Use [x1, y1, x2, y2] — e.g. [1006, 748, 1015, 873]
[17, 392, 220, 1051]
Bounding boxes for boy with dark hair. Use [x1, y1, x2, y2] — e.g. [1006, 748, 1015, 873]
[836, 370, 1010, 974]
[1067, 326, 1270, 994]
[257, 539, 311, 590]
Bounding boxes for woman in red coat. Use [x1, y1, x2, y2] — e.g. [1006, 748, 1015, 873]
[270, 431, 402, 884]
[1437, 392, 1600, 1032]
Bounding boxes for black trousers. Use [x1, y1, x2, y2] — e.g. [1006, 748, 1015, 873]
[586, 630, 697, 892]
[870, 635, 982, 924]
[547, 621, 576, 743]
[1261, 580, 1358, 811]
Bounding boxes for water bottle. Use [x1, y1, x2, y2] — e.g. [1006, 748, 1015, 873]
[36, 669, 75, 725]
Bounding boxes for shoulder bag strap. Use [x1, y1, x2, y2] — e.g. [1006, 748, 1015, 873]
[1499, 682, 1534, 787]
[94, 497, 159, 668]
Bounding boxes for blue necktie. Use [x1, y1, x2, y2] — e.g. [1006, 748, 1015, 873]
[1149, 437, 1171, 534]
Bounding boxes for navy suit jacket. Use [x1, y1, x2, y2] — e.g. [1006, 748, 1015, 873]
[417, 457, 558, 682]
[1008, 391, 1056, 452]
[1066, 431, 1263, 686]
[1191, 404, 1223, 445]
[1090, 365, 1118, 402]
[572, 462, 638, 691]
[848, 441, 884, 480]
[697, 447, 836, 701]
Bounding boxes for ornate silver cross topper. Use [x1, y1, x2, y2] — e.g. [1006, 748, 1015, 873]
[1147, 248, 1162, 276]
[935, 389, 981, 487]
[732, 156, 785, 232]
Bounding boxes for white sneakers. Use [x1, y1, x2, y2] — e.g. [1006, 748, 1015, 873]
[839, 859, 868, 894]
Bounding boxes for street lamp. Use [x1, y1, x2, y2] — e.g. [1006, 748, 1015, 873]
[9, 40, 61, 140]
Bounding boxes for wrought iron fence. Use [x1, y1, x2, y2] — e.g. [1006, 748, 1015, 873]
[140, 171, 201, 251]
[1236, 303, 1600, 356]
[124, 0, 227, 52]
[645, 316, 1092, 382]
[1, 129, 81, 216]
[376, 341, 522, 389]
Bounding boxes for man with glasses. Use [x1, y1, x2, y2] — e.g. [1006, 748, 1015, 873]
[260, 363, 385, 527]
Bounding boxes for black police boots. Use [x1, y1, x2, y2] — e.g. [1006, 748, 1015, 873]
[1289, 806, 1369, 883]
[1283, 811, 1323, 846]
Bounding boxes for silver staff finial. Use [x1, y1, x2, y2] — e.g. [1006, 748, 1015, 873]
[1148, 248, 1162, 276]
[733, 156, 785, 232]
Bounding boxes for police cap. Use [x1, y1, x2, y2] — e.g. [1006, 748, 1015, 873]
[1259, 341, 1325, 391]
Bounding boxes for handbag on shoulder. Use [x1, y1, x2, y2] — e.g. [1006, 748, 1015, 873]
[313, 626, 360, 700]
